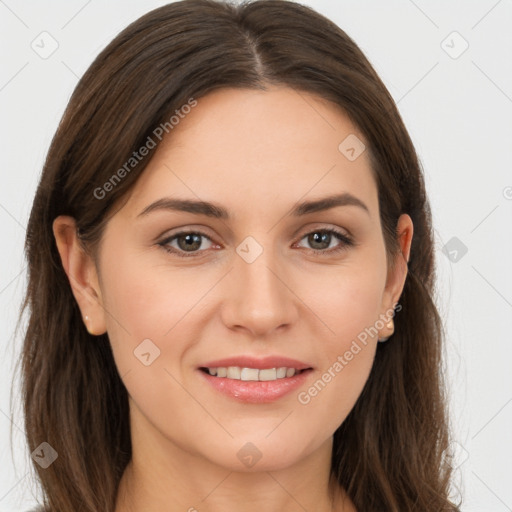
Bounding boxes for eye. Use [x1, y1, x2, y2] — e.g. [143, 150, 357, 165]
[158, 230, 215, 258]
[295, 228, 354, 255]
[158, 227, 354, 258]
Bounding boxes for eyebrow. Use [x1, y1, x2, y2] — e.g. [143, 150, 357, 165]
[137, 192, 370, 219]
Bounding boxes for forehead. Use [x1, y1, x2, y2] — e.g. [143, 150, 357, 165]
[121, 86, 377, 220]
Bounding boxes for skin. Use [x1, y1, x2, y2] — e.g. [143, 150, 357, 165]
[54, 86, 413, 512]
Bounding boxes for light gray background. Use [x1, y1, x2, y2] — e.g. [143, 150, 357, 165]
[1, 1, 511, 510]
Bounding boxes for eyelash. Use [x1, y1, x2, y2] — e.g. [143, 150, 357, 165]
[157, 228, 354, 258]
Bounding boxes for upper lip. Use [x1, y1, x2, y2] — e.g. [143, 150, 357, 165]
[199, 356, 313, 371]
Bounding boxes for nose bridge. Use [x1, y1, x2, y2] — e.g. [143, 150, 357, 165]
[222, 235, 298, 335]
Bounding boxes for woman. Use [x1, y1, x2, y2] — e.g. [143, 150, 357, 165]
[18, 0, 461, 510]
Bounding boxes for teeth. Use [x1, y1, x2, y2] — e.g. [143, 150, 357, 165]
[227, 366, 241, 379]
[205, 366, 301, 381]
[258, 368, 277, 381]
[240, 368, 259, 380]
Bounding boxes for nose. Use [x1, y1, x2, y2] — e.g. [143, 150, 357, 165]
[220, 245, 299, 338]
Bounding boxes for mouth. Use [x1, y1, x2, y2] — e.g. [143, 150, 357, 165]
[197, 357, 314, 403]
[199, 366, 310, 381]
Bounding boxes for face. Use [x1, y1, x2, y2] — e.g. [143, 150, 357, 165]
[58, 86, 412, 473]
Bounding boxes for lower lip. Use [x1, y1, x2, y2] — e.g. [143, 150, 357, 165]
[198, 369, 313, 403]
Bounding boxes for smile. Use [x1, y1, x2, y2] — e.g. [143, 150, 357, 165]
[200, 366, 308, 381]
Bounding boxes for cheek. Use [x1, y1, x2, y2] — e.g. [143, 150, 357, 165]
[97, 252, 206, 439]
[302, 252, 387, 347]
[97, 248, 204, 379]
[297, 293, 379, 437]
[297, 346, 374, 443]
[99, 246, 214, 335]
[294, 256, 385, 427]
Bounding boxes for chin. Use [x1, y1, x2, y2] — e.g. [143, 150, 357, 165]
[203, 437, 314, 473]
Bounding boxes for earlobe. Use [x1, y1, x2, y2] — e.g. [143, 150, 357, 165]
[52, 216, 107, 335]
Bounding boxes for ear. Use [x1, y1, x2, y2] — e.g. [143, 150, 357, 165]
[380, 213, 413, 313]
[52, 216, 107, 336]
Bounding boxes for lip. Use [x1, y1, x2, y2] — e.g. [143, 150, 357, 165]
[197, 355, 314, 404]
[199, 355, 313, 371]
[198, 367, 313, 403]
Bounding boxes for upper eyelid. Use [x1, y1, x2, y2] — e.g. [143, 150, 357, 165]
[159, 225, 352, 250]
[291, 222, 352, 239]
[158, 223, 353, 240]
[159, 222, 352, 241]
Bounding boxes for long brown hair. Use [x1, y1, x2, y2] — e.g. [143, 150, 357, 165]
[15, 0, 461, 510]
